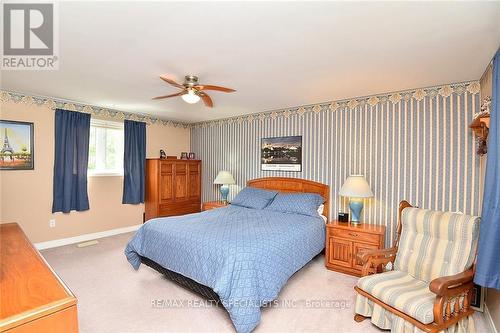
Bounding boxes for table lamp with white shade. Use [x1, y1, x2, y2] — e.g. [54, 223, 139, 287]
[339, 175, 374, 224]
[214, 171, 236, 203]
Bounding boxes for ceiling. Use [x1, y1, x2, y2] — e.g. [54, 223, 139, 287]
[2, 1, 500, 123]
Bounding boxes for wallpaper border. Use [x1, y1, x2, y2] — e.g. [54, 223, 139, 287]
[191, 80, 480, 128]
[0, 90, 190, 128]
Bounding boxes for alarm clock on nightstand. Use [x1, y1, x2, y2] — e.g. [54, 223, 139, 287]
[338, 212, 349, 222]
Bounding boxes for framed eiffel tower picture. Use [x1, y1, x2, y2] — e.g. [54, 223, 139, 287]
[0, 120, 34, 170]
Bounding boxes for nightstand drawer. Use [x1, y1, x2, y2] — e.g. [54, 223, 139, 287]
[332, 228, 379, 244]
[202, 201, 228, 211]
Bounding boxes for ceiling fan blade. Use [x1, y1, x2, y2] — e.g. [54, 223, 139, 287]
[198, 92, 214, 107]
[160, 76, 184, 89]
[194, 84, 235, 93]
[152, 91, 185, 100]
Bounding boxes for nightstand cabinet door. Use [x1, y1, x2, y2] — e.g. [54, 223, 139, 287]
[327, 237, 352, 268]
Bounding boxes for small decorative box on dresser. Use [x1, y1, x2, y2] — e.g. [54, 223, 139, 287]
[325, 221, 386, 276]
[145, 159, 201, 221]
[202, 201, 228, 211]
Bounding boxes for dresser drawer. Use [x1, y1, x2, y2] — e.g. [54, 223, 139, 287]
[331, 228, 380, 244]
[159, 202, 200, 216]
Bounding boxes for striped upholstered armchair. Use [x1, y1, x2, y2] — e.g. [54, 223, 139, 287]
[354, 201, 480, 333]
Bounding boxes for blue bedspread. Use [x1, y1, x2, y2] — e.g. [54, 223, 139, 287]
[125, 205, 325, 333]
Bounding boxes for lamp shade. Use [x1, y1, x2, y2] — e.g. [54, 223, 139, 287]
[213, 171, 235, 185]
[339, 175, 374, 198]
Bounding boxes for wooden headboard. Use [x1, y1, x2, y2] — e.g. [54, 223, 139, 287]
[247, 177, 330, 220]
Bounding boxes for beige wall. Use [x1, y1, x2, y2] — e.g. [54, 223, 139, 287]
[0, 100, 190, 243]
[479, 60, 499, 330]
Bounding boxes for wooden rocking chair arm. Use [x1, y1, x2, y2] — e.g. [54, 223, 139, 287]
[429, 268, 475, 296]
[360, 247, 398, 276]
[359, 247, 398, 263]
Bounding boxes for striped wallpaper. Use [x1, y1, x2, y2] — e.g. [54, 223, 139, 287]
[190, 81, 481, 246]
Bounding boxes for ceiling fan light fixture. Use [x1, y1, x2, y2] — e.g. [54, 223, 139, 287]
[155, 74, 234, 107]
[181, 89, 200, 104]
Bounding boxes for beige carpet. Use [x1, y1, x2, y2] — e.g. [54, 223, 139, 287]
[42, 232, 489, 333]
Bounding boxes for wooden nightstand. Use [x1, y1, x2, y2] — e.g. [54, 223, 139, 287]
[202, 201, 228, 211]
[325, 220, 386, 276]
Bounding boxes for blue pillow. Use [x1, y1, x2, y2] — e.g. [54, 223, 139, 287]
[231, 187, 278, 209]
[265, 192, 325, 217]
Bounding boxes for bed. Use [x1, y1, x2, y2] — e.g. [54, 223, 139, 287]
[125, 177, 329, 333]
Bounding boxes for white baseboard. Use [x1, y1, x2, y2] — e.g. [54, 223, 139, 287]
[484, 304, 498, 333]
[35, 224, 142, 250]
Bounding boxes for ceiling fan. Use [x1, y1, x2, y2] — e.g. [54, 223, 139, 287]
[153, 75, 236, 107]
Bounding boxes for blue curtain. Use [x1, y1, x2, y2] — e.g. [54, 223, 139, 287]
[123, 120, 146, 204]
[52, 109, 91, 213]
[475, 50, 500, 289]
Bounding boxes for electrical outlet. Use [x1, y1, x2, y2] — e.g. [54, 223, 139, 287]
[49, 219, 56, 228]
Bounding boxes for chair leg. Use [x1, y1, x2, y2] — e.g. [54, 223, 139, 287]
[354, 314, 368, 322]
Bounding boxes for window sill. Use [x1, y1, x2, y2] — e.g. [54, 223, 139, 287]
[88, 172, 124, 177]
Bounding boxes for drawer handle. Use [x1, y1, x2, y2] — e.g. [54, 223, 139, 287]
[349, 232, 358, 237]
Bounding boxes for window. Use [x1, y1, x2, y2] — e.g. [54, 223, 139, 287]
[88, 119, 124, 176]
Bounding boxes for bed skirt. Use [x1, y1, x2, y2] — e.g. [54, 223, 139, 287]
[140, 256, 222, 304]
[354, 294, 475, 333]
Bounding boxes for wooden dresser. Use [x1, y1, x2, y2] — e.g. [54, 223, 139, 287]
[0, 223, 78, 333]
[145, 159, 202, 221]
[325, 220, 385, 276]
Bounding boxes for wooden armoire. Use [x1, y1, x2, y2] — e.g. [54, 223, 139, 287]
[144, 159, 201, 221]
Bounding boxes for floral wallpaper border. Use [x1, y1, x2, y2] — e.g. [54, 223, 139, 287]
[1, 80, 480, 129]
[0, 90, 190, 128]
[191, 80, 480, 128]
